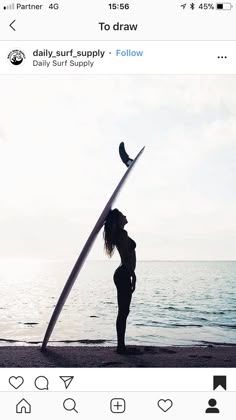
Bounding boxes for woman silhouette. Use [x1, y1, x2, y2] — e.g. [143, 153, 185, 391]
[103, 209, 136, 354]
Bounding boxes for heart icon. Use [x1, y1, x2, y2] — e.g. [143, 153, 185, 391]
[9, 376, 24, 389]
[157, 399, 173, 412]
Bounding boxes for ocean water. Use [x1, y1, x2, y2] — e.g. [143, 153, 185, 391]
[0, 260, 235, 346]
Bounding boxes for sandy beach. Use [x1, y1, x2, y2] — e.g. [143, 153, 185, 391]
[0, 345, 235, 367]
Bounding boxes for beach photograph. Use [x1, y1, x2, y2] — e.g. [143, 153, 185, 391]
[0, 75, 235, 367]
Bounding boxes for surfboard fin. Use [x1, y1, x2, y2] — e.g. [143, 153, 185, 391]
[119, 142, 134, 167]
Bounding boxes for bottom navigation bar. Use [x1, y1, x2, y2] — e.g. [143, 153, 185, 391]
[0, 391, 235, 418]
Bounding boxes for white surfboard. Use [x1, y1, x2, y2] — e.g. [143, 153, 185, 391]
[41, 143, 145, 351]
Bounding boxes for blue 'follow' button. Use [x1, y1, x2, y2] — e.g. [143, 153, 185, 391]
[116, 49, 144, 57]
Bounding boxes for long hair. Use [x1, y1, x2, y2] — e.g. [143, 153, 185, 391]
[103, 209, 120, 257]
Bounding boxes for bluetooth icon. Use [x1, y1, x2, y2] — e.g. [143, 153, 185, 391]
[190, 2, 195, 9]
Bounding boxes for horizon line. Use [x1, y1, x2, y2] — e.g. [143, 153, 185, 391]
[0, 258, 236, 263]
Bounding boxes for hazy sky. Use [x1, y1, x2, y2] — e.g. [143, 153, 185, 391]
[0, 76, 235, 260]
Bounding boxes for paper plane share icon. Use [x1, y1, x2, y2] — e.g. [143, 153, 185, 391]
[60, 376, 74, 389]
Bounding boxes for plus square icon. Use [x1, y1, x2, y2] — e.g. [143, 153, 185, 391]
[110, 398, 126, 413]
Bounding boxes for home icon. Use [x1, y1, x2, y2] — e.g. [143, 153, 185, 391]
[16, 398, 31, 414]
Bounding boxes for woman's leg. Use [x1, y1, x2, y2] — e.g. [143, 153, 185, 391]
[114, 268, 132, 351]
[116, 293, 132, 350]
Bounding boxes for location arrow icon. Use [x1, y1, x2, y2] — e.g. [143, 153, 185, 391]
[60, 376, 74, 389]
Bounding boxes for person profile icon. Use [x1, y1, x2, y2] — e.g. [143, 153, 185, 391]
[205, 399, 220, 413]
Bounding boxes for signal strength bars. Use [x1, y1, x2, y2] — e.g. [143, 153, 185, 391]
[3, 3, 15, 9]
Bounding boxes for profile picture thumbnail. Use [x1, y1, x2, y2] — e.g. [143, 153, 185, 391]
[8, 49, 25, 66]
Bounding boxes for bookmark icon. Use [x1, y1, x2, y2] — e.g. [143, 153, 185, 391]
[213, 376, 227, 391]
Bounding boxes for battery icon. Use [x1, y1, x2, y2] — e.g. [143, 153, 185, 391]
[216, 3, 233, 9]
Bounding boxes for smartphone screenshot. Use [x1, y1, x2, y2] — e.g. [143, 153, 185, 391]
[0, 0, 235, 418]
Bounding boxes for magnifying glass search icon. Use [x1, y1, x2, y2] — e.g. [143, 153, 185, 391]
[63, 398, 78, 413]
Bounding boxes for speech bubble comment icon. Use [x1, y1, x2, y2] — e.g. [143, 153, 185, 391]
[34, 376, 49, 390]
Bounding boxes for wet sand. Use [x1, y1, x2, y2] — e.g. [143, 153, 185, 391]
[0, 345, 235, 367]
